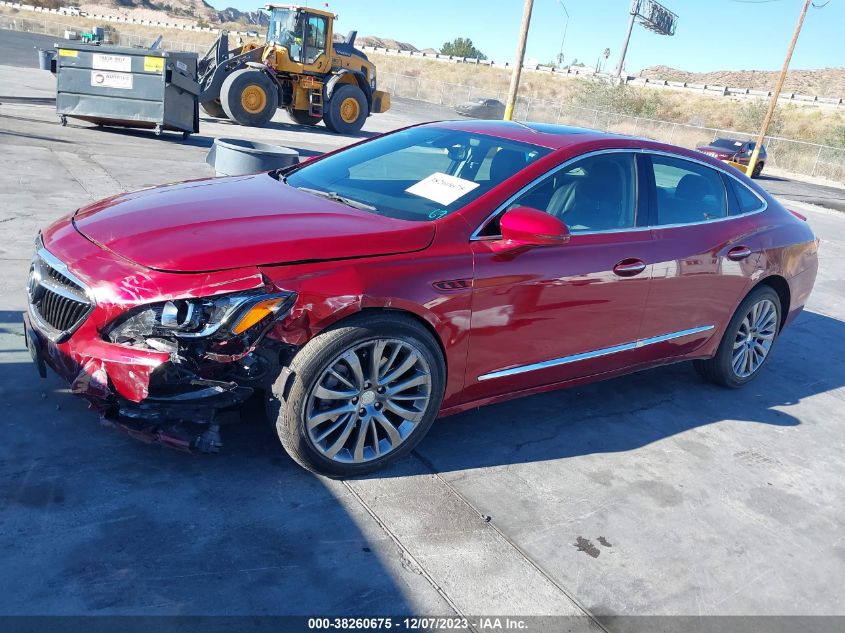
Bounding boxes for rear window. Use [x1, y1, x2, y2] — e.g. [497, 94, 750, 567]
[285, 127, 550, 222]
[711, 138, 744, 150]
[729, 178, 766, 214]
[651, 155, 728, 225]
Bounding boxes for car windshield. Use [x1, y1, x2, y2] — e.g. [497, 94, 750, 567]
[284, 127, 550, 221]
[711, 138, 744, 149]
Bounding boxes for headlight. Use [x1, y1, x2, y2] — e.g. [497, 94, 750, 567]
[106, 290, 296, 348]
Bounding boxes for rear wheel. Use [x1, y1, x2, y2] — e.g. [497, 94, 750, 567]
[751, 161, 764, 178]
[268, 313, 445, 477]
[200, 99, 227, 119]
[221, 68, 278, 127]
[694, 285, 781, 388]
[323, 84, 368, 134]
[288, 109, 322, 126]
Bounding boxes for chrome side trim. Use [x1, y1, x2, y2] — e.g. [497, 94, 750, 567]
[477, 325, 715, 381]
[470, 147, 767, 241]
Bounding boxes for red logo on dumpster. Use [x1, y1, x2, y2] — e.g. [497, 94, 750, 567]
[94, 73, 105, 84]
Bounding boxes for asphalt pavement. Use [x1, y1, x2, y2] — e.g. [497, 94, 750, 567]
[0, 28, 844, 625]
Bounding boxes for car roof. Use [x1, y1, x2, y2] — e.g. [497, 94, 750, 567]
[426, 119, 738, 167]
[431, 119, 633, 150]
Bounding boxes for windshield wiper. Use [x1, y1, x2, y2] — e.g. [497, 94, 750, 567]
[296, 187, 377, 212]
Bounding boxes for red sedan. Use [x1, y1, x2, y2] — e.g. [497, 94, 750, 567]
[24, 121, 818, 476]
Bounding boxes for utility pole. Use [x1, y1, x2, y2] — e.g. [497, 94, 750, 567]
[504, 0, 534, 121]
[614, 0, 639, 78]
[556, 1, 569, 67]
[746, 0, 812, 178]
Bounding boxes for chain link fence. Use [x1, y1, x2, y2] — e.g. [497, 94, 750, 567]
[382, 72, 845, 185]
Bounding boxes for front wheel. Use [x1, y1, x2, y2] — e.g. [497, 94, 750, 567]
[751, 161, 764, 178]
[221, 68, 278, 127]
[694, 285, 781, 388]
[268, 313, 445, 477]
[323, 84, 368, 134]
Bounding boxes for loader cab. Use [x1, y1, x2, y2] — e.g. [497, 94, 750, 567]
[265, 5, 332, 66]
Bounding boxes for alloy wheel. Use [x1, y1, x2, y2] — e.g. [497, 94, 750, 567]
[305, 339, 432, 464]
[731, 298, 777, 378]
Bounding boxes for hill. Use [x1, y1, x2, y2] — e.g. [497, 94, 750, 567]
[639, 65, 845, 98]
[77, 0, 266, 28]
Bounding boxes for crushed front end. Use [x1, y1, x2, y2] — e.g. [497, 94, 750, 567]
[24, 228, 296, 453]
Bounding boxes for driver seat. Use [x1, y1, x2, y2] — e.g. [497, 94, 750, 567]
[547, 160, 627, 231]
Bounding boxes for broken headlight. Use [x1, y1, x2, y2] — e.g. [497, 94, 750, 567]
[106, 290, 296, 350]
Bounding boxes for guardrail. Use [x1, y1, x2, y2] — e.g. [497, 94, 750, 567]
[381, 72, 845, 184]
[363, 46, 844, 108]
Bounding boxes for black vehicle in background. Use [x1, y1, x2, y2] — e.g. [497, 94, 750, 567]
[454, 97, 506, 120]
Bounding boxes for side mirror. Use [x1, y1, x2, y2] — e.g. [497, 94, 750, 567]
[500, 206, 570, 246]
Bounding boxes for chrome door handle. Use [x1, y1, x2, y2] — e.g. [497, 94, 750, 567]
[613, 258, 647, 277]
[727, 246, 753, 261]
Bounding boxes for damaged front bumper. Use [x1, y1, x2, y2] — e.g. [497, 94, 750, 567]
[24, 310, 258, 452]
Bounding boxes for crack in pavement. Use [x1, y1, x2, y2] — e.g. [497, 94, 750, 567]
[409, 450, 610, 631]
[340, 479, 468, 624]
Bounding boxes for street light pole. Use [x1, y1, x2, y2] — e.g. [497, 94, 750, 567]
[504, 0, 534, 121]
[746, 0, 812, 178]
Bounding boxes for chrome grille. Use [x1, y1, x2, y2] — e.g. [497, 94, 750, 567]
[28, 248, 93, 342]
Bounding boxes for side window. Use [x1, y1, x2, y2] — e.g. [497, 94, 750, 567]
[651, 155, 727, 225]
[479, 153, 637, 237]
[729, 178, 765, 215]
[304, 15, 327, 63]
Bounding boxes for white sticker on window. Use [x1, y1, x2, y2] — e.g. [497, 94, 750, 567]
[405, 172, 480, 206]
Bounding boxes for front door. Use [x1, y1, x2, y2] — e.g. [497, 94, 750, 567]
[463, 151, 654, 404]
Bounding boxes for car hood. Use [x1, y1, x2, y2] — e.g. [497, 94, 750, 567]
[72, 174, 435, 273]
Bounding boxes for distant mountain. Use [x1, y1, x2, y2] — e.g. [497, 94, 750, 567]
[639, 64, 845, 99]
[78, 1, 267, 27]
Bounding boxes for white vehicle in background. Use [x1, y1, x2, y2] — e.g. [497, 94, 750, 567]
[60, 6, 84, 16]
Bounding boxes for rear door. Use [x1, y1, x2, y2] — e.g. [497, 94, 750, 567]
[636, 152, 761, 362]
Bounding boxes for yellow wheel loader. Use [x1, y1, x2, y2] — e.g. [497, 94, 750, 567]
[197, 4, 390, 134]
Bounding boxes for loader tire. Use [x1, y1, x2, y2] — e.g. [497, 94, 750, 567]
[288, 109, 322, 126]
[200, 100, 227, 119]
[221, 68, 278, 127]
[323, 84, 367, 134]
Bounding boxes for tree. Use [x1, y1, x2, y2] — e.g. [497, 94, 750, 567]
[440, 37, 487, 60]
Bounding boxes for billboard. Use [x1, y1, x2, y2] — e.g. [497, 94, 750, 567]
[638, 0, 678, 36]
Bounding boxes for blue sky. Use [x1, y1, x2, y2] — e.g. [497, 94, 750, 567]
[219, 1, 844, 72]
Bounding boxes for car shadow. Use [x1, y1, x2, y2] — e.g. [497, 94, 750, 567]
[5, 308, 840, 482]
[0, 310, 422, 615]
[372, 309, 843, 477]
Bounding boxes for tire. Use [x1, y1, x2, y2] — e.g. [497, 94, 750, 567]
[267, 312, 445, 477]
[220, 68, 278, 127]
[200, 100, 227, 119]
[288, 109, 322, 126]
[751, 161, 764, 178]
[694, 285, 781, 388]
[323, 84, 368, 134]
